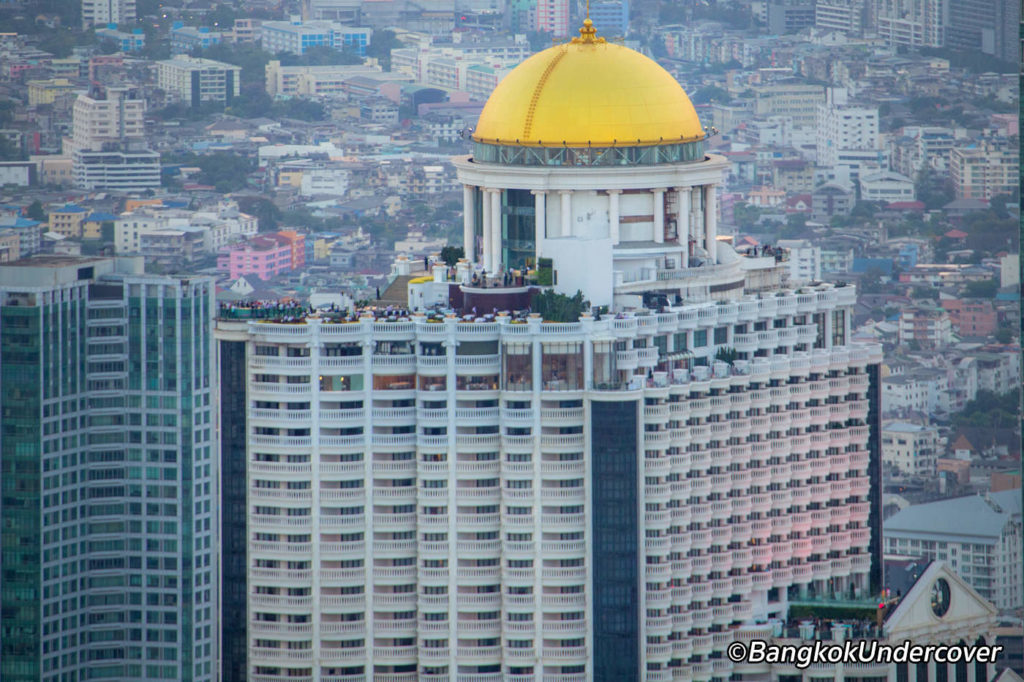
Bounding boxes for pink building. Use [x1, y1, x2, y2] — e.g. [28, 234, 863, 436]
[218, 231, 305, 281]
[536, 0, 569, 36]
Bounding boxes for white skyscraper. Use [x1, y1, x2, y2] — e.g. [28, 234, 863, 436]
[217, 19, 884, 682]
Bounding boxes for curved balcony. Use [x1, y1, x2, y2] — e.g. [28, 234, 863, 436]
[770, 565, 793, 589]
[851, 553, 872, 572]
[730, 522, 752, 544]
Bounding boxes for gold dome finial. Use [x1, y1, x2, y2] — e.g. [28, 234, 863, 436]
[571, 1, 603, 44]
[573, 17, 605, 44]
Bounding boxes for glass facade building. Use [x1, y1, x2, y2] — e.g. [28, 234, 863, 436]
[0, 257, 217, 682]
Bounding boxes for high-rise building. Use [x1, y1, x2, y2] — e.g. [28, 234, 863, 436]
[872, 0, 944, 48]
[67, 87, 160, 191]
[766, 0, 816, 34]
[815, 87, 881, 180]
[587, 0, 629, 37]
[81, 0, 136, 28]
[944, 0, 1020, 64]
[0, 256, 218, 681]
[814, 0, 867, 35]
[535, 0, 570, 36]
[218, 19, 883, 682]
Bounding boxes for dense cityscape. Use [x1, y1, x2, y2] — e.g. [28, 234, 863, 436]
[0, 0, 1019, 681]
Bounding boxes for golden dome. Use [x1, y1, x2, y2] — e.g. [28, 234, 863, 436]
[473, 20, 704, 148]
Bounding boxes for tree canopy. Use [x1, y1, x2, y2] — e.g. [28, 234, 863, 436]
[531, 290, 589, 322]
[163, 152, 254, 193]
[952, 390, 1020, 429]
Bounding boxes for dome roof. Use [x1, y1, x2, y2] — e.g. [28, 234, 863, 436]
[472, 21, 704, 148]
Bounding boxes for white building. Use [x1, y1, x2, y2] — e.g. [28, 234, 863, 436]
[390, 44, 524, 99]
[259, 19, 372, 56]
[884, 491, 1022, 611]
[114, 201, 257, 254]
[299, 165, 352, 198]
[72, 149, 160, 190]
[157, 56, 242, 106]
[70, 87, 145, 152]
[874, 0, 944, 48]
[814, 0, 866, 34]
[974, 351, 1021, 395]
[881, 421, 939, 475]
[882, 368, 949, 416]
[81, 0, 135, 28]
[816, 87, 879, 170]
[776, 239, 821, 284]
[999, 253, 1019, 288]
[218, 22, 885, 682]
[859, 169, 915, 204]
[265, 60, 396, 96]
[68, 87, 159, 190]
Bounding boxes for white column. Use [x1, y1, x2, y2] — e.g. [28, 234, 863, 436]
[692, 187, 703, 257]
[607, 189, 621, 245]
[490, 188, 502, 271]
[560, 190, 572, 238]
[704, 184, 717, 264]
[532, 190, 546, 269]
[481, 188, 492, 272]
[676, 186, 690, 268]
[463, 185, 475, 265]
[652, 188, 666, 244]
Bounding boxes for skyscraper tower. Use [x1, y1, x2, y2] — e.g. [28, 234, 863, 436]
[219, 19, 883, 682]
[0, 257, 218, 682]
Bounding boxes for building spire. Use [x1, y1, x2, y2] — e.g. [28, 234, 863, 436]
[572, 3, 605, 45]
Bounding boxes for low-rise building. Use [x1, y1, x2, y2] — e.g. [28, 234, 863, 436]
[898, 306, 953, 349]
[27, 78, 78, 106]
[264, 61, 399, 96]
[170, 25, 223, 54]
[882, 421, 939, 476]
[951, 141, 1019, 200]
[811, 182, 854, 219]
[114, 201, 258, 254]
[859, 169, 915, 204]
[140, 227, 205, 263]
[71, 148, 161, 191]
[0, 161, 34, 187]
[95, 26, 146, 52]
[884, 490, 1022, 611]
[882, 367, 950, 416]
[217, 231, 305, 281]
[939, 298, 997, 337]
[157, 56, 241, 107]
[776, 239, 821, 283]
[47, 204, 88, 238]
[260, 20, 371, 57]
[0, 229, 20, 262]
[973, 351, 1021, 395]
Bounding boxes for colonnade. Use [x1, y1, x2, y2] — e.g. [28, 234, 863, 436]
[462, 184, 719, 273]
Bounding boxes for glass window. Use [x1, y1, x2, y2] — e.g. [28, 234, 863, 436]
[541, 342, 583, 390]
[503, 343, 532, 391]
